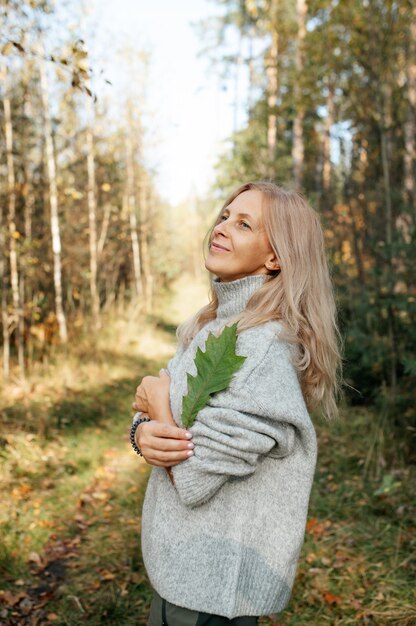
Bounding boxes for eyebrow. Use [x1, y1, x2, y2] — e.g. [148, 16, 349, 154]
[221, 209, 257, 223]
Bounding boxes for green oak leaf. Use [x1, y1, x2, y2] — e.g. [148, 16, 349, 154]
[181, 322, 246, 429]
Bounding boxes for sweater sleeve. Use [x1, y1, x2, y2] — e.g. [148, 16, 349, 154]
[171, 334, 310, 508]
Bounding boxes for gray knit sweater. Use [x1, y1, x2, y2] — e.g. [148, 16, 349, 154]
[141, 274, 317, 619]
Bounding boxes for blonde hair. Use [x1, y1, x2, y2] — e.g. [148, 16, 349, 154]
[177, 181, 343, 420]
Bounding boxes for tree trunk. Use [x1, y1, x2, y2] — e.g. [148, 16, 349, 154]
[404, 8, 416, 220]
[378, 80, 397, 399]
[347, 199, 366, 285]
[266, 0, 279, 166]
[138, 177, 153, 313]
[125, 130, 142, 299]
[85, 91, 100, 328]
[2, 60, 24, 377]
[97, 202, 111, 258]
[322, 81, 334, 193]
[0, 181, 10, 379]
[291, 0, 307, 189]
[39, 55, 68, 344]
[379, 84, 393, 248]
[23, 77, 34, 240]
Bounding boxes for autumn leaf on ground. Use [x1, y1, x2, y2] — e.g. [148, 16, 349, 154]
[0, 590, 28, 606]
[323, 592, 342, 605]
[181, 323, 246, 429]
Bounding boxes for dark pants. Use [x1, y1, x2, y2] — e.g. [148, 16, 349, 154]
[148, 589, 259, 626]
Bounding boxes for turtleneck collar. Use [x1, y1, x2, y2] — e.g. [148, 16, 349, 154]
[212, 274, 268, 320]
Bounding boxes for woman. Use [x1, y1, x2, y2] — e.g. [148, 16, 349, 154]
[131, 182, 342, 625]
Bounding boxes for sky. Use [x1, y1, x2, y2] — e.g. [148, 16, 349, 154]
[88, 0, 244, 205]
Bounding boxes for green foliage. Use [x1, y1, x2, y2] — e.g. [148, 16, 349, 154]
[181, 322, 246, 429]
[203, 0, 416, 461]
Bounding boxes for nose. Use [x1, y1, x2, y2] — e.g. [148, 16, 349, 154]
[213, 220, 229, 239]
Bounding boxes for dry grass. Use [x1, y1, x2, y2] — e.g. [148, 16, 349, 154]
[0, 276, 415, 625]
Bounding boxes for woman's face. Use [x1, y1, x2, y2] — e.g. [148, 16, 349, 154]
[205, 189, 279, 282]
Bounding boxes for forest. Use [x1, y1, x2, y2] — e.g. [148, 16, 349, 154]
[0, 0, 415, 624]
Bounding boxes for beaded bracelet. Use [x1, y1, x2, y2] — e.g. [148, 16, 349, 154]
[130, 413, 151, 456]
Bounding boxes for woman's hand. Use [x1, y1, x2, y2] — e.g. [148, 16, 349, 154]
[133, 369, 174, 425]
[135, 418, 194, 468]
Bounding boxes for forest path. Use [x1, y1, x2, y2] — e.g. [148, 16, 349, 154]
[1, 275, 415, 625]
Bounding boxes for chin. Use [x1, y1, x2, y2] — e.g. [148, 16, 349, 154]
[204, 258, 219, 274]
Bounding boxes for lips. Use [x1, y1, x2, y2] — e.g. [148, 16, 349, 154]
[211, 241, 230, 251]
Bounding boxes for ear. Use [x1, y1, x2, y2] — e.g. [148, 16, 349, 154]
[265, 254, 280, 272]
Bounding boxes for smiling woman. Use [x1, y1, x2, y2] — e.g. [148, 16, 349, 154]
[206, 188, 280, 282]
[132, 180, 343, 625]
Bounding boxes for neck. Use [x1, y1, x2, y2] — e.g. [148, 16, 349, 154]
[212, 274, 268, 320]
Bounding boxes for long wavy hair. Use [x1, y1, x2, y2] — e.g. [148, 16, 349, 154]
[177, 181, 343, 420]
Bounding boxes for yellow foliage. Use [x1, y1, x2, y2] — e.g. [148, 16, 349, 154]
[341, 240, 353, 263]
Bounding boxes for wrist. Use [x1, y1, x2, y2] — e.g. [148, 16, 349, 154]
[130, 414, 151, 456]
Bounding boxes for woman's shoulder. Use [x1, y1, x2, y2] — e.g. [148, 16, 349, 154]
[237, 320, 288, 356]
[235, 320, 296, 381]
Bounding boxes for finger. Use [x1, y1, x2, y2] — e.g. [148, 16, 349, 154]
[159, 368, 170, 378]
[146, 421, 192, 440]
[132, 402, 148, 413]
[146, 459, 186, 468]
[143, 448, 194, 466]
[147, 436, 194, 453]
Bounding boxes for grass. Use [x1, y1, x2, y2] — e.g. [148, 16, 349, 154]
[272, 409, 416, 626]
[0, 279, 415, 625]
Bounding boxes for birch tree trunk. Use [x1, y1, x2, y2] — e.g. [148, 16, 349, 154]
[138, 178, 153, 313]
[266, 2, 279, 167]
[2, 60, 24, 376]
[0, 183, 9, 379]
[23, 68, 34, 241]
[85, 91, 100, 328]
[39, 55, 68, 344]
[125, 128, 142, 299]
[291, 0, 307, 189]
[21, 63, 36, 372]
[97, 202, 111, 258]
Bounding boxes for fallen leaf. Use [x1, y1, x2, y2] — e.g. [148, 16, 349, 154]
[323, 592, 341, 605]
[306, 517, 332, 538]
[0, 590, 28, 606]
[305, 551, 318, 563]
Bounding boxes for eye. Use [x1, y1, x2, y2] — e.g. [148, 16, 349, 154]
[240, 221, 251, 230]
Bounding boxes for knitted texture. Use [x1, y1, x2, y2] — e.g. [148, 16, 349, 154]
[141, 274, 318, 619]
